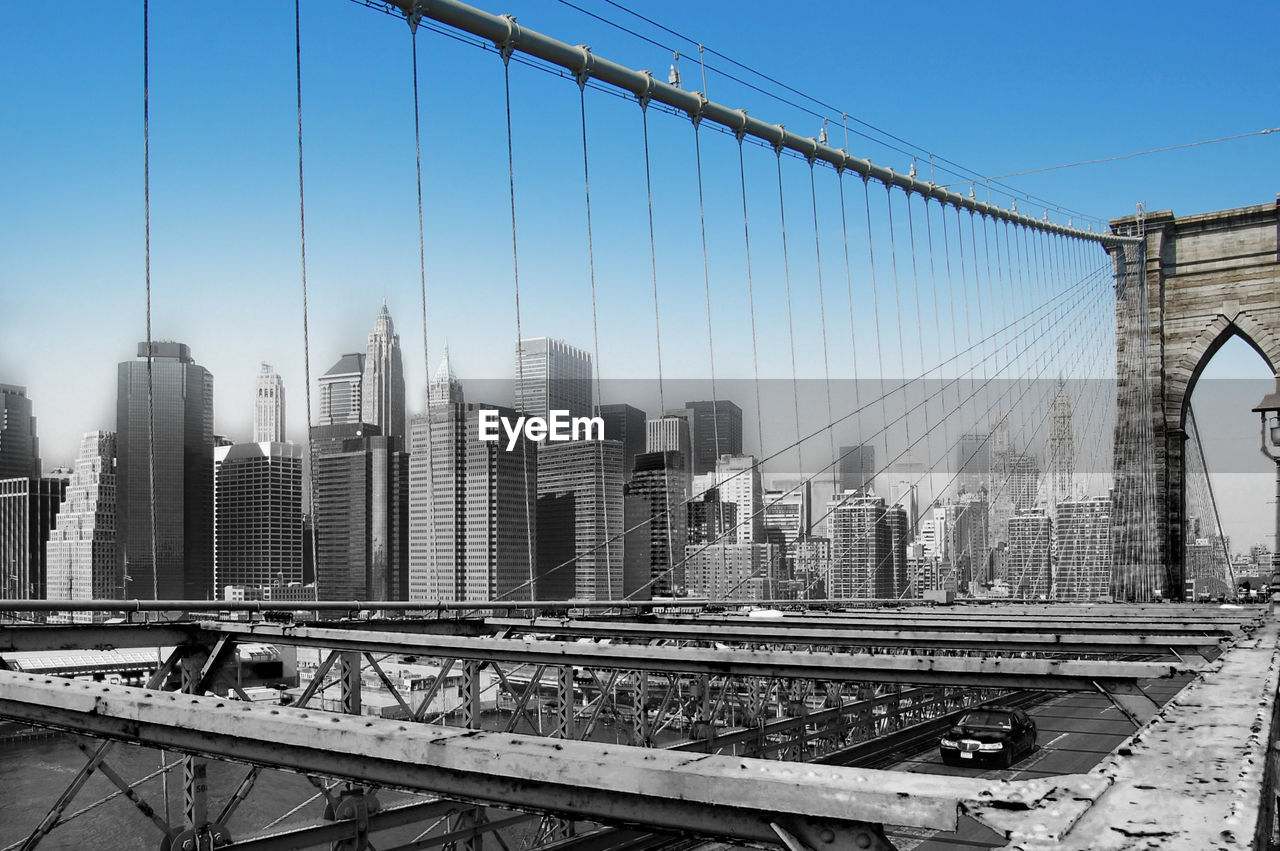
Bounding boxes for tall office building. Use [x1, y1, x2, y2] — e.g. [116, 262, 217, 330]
[623, 451, 689, 598]
[45, 432, 116, 612]
[1047, 381, 1074, 509]
[117, 341, 214, 600]
[934, 495, 990, 593]
[646, 416, 692, 484]
[411, 353, 536, 602]
[0, 476, 67, 600]
[536, 440, 624, 600]
[253, 363, 286, 443]
[515, 337, 592, 421]
[598, 403, 646, 477]
[1006, 509, 1052, 598]
[214, 442, 303, 593]
[684, 543, 780, 600]
[319, 354, 364, 426]
[1054, 495, 1112, 601]
[688, 488, 737, 546]
[827, 494, 898, 599]
[312, 432, 408, 601]
[0, 384, 40, 479]
[672, 401, 743, 476]
[361, 302, 406, 441]
[956, 434, 991, 495]
[837, 444, 875, 495]
[1009, 453, 1040, 511]
[762, 483, 810, 547]
[712, 455, 764, 544]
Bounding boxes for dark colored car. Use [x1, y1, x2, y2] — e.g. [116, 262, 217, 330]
[939, 706, 1037, 768]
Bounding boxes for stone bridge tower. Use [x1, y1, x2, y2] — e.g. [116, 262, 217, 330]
[1109, 197, 1280, 600]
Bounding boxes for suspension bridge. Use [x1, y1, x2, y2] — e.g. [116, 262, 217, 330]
[2, 0, 1280, 849]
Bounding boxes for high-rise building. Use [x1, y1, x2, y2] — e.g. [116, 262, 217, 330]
[623, 451, 688, 598]
[956, 434, 990, 495]
[1047, 381, 1075, 509]
[312, 432, 408, 601]
[0, 384, 40, 479]
[645, 416, 692, 484]
[536, 440, 624, 600]
[672, 401, 743, 476]
[793, 537, 830, 598]
[712, 455, 764, 544]
[117, 341, 214, 600]
[319, 354, 365, 426]
[411, 353, 536, 602]
[1008, 453, 1040, 511]
[934, 494, 990, 593]
[684, 543, 780, 600]
[763, 483, 810, 548]
[1006, 509, 1052, 598]
[827, 493, 898, 599]
[837, 445, 875, 495]
[1054, 495, 1112, 601]
[598, 403, 646, 477]
[361, 302, 406, 441]
[214, 442, 303, 593]
[688, 488, 737, 545]
[0, 476, 67, 600]
[45, 432, 116, 613]
[515, 337, 592, 421]
[253, 363, 286, 443]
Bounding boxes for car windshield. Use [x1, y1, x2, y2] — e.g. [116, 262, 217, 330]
[958, 710, 1013, 730]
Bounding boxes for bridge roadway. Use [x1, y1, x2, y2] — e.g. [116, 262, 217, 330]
[0, 602, 1272, 850]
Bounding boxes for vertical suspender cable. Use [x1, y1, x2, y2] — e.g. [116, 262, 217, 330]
[639, 101, 666, 417]
[576, 67, 614, 599]
[691, 117, 722, 474]
[862, 179, 888, 494]
[294, 0, 321, 602]
[775, 151, 804, 478]
[141, 0, 169, 825]
[499, 47, 536, 599]
[408, 16, 436, 599]
[837, 171, 863, 463]
[807, 161, 836, 468]
[737, 138, 765, 461]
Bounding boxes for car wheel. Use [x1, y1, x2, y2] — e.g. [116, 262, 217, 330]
[999, 748, 1014, 769]
[941, 752, 959, 766]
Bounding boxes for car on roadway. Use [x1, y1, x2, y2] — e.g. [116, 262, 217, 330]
[939, 705, 1037, 768]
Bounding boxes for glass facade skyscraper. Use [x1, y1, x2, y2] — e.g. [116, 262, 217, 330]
[116, 341, 214, 600]
[214, 441, 303, 593]
[0, 384, 40, 479]
[515, 337, 592, 421]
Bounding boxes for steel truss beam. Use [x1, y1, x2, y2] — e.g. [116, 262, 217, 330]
[487, 617, 1226, 658]
[201, 622, 1190, 692]
[0, 671, 990, 840]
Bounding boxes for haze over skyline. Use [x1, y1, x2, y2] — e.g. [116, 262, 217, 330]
[2, 0, 1277, 548]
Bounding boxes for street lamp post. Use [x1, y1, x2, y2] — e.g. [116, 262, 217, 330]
[1250, 377, 1280, 602]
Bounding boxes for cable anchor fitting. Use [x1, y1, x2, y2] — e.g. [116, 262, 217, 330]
[574, 45, 594, 91]
[771, 124, 786, 157]
[406, 0, 429, 34]
[637, 70, 655, 111]
[496, 14, 520, 66]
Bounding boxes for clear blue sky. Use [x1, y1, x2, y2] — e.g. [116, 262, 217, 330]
[2, 0, 1277, 545]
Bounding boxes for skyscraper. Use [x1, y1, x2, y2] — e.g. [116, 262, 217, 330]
[361, 301, 406, 441]
[712, 455, 764, 544]
[253, 363, 286, 443]
[837, 444, 876, 495]
[117, 341, 214, 600]
[598, 403, 646, 477]
[0, 475, 66, 600]
[214, 441, 303, 593]
[313, 432, 408, 601]
[515, 337, 592, 421]
[410, 353, 536, 602]
[319, 354, 364, 426]
[45, 432, 117, 614]
[645, 416, 692, 483]
[0, 384, 40, 479]
[827, 494, 897, 599]
[1006, 509, 1052, 598]
[623, 451, 689, 598]
[1054, 495, 1112, 601]
[956, 434, 990, 495]
[1047, 381, 1075, 509]
[536, 440, 624, 600]
[674, 400, 743, 475]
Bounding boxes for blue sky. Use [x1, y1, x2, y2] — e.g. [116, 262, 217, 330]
[2, 0, 1277, 546]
